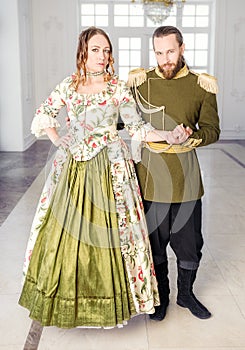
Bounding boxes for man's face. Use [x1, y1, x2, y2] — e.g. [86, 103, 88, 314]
[153, 33, 185, 79]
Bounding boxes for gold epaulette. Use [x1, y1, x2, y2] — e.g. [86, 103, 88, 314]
[191, 71, 218, 94]
[145, 138, 202, 154]
[127, 67, 155, 88]
[127, 68, 147, 87]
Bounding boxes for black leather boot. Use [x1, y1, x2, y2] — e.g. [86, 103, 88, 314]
[150, 262, 170, 321]
[176, 266, 211, 319]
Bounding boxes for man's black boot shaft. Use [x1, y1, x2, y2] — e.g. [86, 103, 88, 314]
[176, 266, 211, 319]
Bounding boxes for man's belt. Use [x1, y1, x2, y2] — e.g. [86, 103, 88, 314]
[145, 138, 202, 154]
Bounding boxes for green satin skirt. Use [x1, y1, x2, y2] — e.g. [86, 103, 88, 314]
[19, 149, 136, 328]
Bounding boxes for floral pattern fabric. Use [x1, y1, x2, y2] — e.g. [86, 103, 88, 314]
[24, 75, 159, 316]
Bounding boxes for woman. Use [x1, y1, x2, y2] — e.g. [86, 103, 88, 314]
[19, 27, 183, 332]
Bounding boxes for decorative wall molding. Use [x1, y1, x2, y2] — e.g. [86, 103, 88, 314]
[231, 17, 245, 102]
[43, 16, 64, 88]
[22, 13, 33, 102]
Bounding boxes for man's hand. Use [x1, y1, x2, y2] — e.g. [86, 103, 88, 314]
[165, 131, 184, 145]
[170, 124, 193, 144]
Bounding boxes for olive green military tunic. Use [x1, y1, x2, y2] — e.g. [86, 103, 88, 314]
[128, 65, 220, 203]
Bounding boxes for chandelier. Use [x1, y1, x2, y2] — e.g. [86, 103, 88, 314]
[131, 0, 186, 24]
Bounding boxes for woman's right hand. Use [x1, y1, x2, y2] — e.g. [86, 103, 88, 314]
[44, 127, 71, 148]
[53, 134, 71, 148]
[65, 117, 71, 129]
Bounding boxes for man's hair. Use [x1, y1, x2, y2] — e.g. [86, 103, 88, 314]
[153, 26, 184, 48]
[152, 26, 187, 69]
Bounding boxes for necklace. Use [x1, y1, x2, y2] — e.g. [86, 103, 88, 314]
[87, 70, 105, 77]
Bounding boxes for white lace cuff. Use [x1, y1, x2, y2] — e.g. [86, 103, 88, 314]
[131, 122, 154, 163]
[31, 114, 61, 137]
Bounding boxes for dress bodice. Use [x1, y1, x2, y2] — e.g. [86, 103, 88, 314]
[31, 75, 154, 162]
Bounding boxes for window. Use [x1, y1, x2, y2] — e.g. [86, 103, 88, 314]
[114, 4, 144, 27]
[79, 0, 215, 80]
[81, 3, 109, 27]
[118, 37, 142, 78]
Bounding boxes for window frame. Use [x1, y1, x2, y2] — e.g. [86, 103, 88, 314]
[78, 0, 216, 80]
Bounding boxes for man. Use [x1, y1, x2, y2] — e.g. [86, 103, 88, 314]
[127, 26, 220, 321]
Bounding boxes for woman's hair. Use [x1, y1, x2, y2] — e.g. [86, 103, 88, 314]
[72, 27, 114, 89]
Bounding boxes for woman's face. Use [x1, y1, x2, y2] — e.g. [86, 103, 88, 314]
[86, 34, 110, 73]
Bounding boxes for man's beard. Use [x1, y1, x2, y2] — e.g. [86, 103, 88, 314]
[158, 54, 184, 80]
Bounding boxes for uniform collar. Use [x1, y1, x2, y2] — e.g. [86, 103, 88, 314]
[155, 64, 189, 80]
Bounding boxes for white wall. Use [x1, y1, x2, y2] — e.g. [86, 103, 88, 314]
[215, 0, 245, 139]
[31, 0, 78, 106]
[0, 0, 25, 151]
[0, 0, 245, 151]
[0, 0, 78, 151]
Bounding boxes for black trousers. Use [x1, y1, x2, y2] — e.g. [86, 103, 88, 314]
[143, 199, 203, 270]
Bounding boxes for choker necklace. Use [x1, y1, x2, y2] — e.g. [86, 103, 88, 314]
[87, 70, 105, 77]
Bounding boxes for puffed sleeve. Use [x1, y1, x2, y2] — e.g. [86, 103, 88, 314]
[31, 78, 70, 137]
[118, 80, 154, 162]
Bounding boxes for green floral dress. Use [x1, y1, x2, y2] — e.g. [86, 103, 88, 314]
[19, 75, 159, 328]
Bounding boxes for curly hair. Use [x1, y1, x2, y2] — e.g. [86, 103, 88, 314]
[72, 27, 115, 90]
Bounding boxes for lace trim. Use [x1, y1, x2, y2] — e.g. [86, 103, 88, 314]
[31, 115, 61, 137]
[129, 122, 155, 163]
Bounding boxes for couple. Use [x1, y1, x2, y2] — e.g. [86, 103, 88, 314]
[19, 25, 220, 339]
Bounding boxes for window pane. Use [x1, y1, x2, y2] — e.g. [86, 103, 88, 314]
[183, 33, 195, 49]
[185, 50, 194, 66]
[119, 51, 130, 66]
[196, 17, 209, 27]
[196, 5, 209, 16]
[114, 5, 128, 15]
[95, 17, 108, 27]
[195, 68, 207, 74]
[195, 51, 208, 66]
[130, 51, 141, 66]
[131, 38, 141, 50]
[183, 5, 195, 16]
[130, 4, 144, 16]
[163, 16, 177, 26]
[130, 16, 144, 27]
[81, 16, 95, 27]
[119, 67, 130, 81]
[81, 4, 94, 15]
[182, 16, 195, 27]
[149, 51, 156, 67]
[195, 34, 208, 50]
[114, 16, 129, 27]
[95, 4, 108, 15]
[119, 38, 129, 49]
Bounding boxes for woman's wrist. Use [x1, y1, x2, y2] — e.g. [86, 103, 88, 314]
[145, 129, 168, 142]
